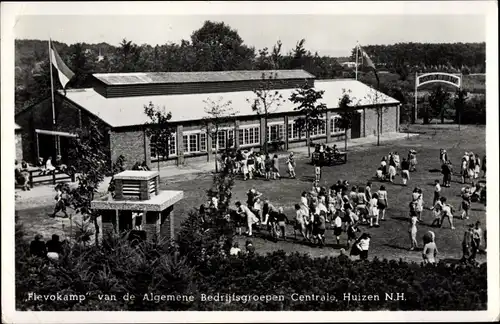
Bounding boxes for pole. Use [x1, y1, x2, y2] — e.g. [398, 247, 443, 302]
[355, 41, 359, 80]
[414, 72, 418, 124]
[48, 38, 56, 126]
[458, 73, 462, 131]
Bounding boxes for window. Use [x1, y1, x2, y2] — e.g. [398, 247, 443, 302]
[150, 133, 177, 160]
[267, 124, 284, 142]
[182, 133, 201, 154]
[210, 129, 235, 151]
[330, 116, 344, 135]
[238, 126, 260, 146]
[288, 121, 305, 140]
[200, 133, 207, 152]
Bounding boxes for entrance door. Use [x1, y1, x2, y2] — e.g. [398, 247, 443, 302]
[351, 112, 361, 139]
[38, 134, 57, 162]
[59, 136, 73, 164]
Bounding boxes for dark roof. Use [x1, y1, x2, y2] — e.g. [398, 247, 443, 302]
[92, 69, 315, 86]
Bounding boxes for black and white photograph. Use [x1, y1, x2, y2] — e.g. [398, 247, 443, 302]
[1, 1, 498, 322]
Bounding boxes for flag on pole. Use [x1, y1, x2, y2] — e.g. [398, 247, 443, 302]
[50, 41, 74, 88]
[359, 45, 380, 87]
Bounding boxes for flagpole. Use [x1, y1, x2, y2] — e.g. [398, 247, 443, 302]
[355, 41, 359, 80]
[48, 38, 56, 126]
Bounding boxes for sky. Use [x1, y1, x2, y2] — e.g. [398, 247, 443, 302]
[14, 14, 486, 57]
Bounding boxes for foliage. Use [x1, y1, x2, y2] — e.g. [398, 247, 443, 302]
[110, 155, 126, 176]
[427, 85, 452, 124]
[201, 97, 237, 172]
[289, 82, 327, 156]
[190, 20, 256, 71]
[350, 42, 486, 74]
[453, 89, 468, 124]
[336, 89, 360, 151]
[247, 72, 286, 154]
[143, 102, 174, 171]
[65, 119, 111, 245]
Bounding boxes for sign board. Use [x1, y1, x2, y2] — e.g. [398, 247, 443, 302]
[416, 73, 461, 88]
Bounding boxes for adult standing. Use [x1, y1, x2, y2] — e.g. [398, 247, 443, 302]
[462, 224, 474, 262]
[294, 203, 308, 241]
[272, 154, 281, 180]
[439, 197, 455, 230]
[441, 161, 452, 188]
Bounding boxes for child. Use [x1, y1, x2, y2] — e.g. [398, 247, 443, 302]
[317, 211, 327, 246]
[286, 152, 296, 179]
[377, 185, 388, 221]
[346, 220, 359, 249]
[401, 158, 410, 186]
[272, 154, 281, 180]
[413, 188, 424, 222]
[356, 187, 368, 224]
[409, 211, 419, 251]
[433, 180, 441, 205]
[472, 221, 482, 255]
[388, 161, 397, 183]
[376, 167, 384, 181]
[439, 197, 455, 230]
[333, 211, 343, 245]
[315, 163, 322, 183]
[430, 196, 443, 227]
[368, 193, 379, 227]
[459, 187, 471, 220]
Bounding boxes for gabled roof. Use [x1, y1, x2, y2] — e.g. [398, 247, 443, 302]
[92, 69, 315, 86]
[60, 79, 400, 129]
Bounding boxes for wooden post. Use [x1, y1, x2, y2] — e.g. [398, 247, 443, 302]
[115, 209, 119, 234]
[169, 208, 175, 241]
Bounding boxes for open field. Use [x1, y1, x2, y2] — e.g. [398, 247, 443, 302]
[16, 125, 486, 263]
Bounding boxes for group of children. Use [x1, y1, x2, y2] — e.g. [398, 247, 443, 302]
[221, 149, 286, 181]
[375, 150, 414, 185]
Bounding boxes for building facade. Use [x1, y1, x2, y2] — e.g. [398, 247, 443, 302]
[15, 70, 400, 169]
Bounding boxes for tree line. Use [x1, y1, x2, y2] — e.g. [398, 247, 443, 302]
[14, 20, 486, 113]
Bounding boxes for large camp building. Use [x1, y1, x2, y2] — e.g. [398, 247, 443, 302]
[15, 69, 401, 169]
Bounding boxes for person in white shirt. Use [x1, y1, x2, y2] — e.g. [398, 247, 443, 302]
[294, 204, 308, 240]
[368, 193, 379, 227]
[433, 180, 441, 205]
[45, 157, 56, 173]
[377, 185, 388, 221]
[356, 233, 371, 260]
[229, 242, 241, 256]
[300, 191, 309, 211]
[236, 201, 259, 236]
[430, 198, 443, 227]
[333, 212, 343, 245]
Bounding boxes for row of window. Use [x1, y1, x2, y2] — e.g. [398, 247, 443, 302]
[150, 117, 345, 160]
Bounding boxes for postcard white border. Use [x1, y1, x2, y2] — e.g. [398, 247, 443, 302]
[2, 1, 499, 322]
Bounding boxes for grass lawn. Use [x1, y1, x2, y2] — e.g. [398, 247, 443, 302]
[16, 125, 486, 264]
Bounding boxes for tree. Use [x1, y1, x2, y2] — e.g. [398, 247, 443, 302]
[271, 40, 283, 69]
[190, 20, 255, 71]
[289, 82, 327, 157]
[364, 87, 388, 146]
[144, 102, 174, 172]
[66, 119, 111, 246]
[454, 88, 468, 129]
[111, 39, 142, 72]
[247, 72, 286, 154]
[202, 97, 237, 172]
[336, 89, 360, 151]
[428, 85, 451, 124]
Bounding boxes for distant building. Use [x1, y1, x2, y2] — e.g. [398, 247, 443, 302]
[15, 69, 400, 169]
[340, 62, 358, 69]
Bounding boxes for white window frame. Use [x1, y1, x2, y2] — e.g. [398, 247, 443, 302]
[330, 115, 344, 135]
[267, 122, 284, 143]
[182, 130, 203, 154]
[210, 127, 235, 151]
[150, 132, 177, 160]
[238, 124, 260, 147]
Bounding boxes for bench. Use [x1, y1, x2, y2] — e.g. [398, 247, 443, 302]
[28, 168, 76, 188]
[311, 151, 348, 166]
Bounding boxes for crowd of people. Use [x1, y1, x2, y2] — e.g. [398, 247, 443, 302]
[15, 155, 70, 191]
[27, 143, 486, 265]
